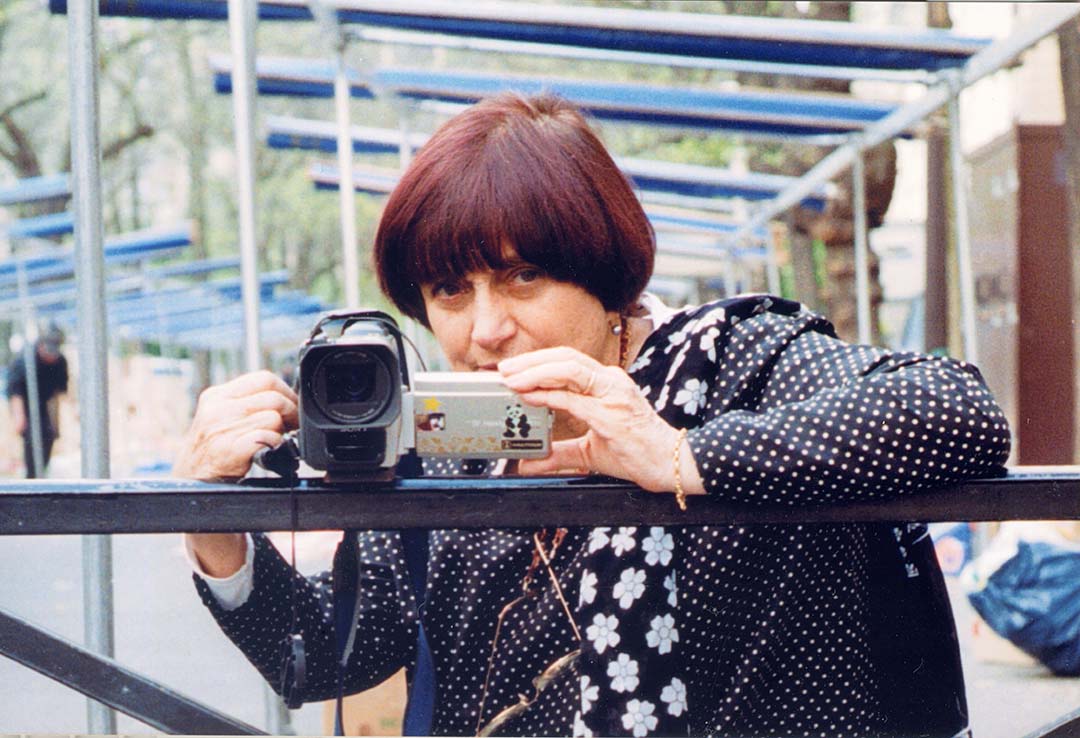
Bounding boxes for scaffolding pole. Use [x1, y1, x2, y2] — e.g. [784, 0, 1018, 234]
[67, 0, 115, 732]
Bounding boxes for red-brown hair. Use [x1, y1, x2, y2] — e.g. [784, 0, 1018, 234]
[373, 92, 655, 325]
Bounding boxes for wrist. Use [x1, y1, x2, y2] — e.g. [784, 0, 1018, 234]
[187, 533, 248, 578]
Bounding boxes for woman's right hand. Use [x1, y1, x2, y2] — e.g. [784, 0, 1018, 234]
[176, 371, 298, 578]
[173, 370, 298, 482]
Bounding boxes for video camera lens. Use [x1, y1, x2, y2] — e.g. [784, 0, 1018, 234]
[312, 349, 392, 423]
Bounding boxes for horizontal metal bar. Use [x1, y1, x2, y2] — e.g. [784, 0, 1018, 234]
[2, 467, 1080, 535]
[1025, 709, 1080, 738]
[0, 607, 265, 734]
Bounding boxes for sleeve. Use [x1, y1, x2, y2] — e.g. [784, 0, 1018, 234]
[6, 356, 25, 399]
[193, 531, 415, 702]
[684, 311, 1011, 506]
[186, 533, 256, 610]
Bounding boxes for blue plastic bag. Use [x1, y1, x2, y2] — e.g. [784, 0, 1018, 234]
[968, 540, 1080, 675]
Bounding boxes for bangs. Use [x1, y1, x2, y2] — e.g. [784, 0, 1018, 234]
[400, 121, 616, 287]
[374, 92, 654, 325]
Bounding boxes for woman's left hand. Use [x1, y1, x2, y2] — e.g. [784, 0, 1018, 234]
[498, 347, 703, 495]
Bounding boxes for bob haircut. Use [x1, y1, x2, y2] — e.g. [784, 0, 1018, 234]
[373, 92, 655, 326]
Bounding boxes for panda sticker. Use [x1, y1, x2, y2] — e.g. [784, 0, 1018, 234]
[503, 403, 531, 439]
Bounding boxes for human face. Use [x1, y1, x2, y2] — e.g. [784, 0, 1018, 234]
[420, 256, 619, 374]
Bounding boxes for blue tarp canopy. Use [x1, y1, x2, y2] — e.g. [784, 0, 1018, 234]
[0, 174, 71, 207]
[0, 256, 243, 311]
[266, 116, 829, 210]
[309, 162, 399, 196]
[49, 0, 991, 71]
[215, 57, 902, 138]
[0, 224, 192, 289]
[308, 162, 766, 243]
[3, 211, 75, 240]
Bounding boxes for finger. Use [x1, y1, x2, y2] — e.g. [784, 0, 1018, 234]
[240, 390, 299, 427]
[501, 360, 599, 395]
[498, 347, 598, 375]
[518, 438, 591, 476]
[221, 370, 297, 402]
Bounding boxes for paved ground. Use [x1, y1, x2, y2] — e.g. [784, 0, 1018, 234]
[2, 533, 1080, 737]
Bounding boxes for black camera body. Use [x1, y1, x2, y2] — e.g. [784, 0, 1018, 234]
[294, 310, 552, 475]
[297, 310, 409, 472]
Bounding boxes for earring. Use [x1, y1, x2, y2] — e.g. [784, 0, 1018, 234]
[611, 318, 624, 336]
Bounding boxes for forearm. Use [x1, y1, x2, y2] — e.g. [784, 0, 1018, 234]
[194, 532, 414, 703]
[9, 396, 25, 434]
[187, 533, 248, 578]
[688, 354, 1010, 505]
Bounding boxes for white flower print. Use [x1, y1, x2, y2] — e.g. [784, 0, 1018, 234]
[606, 652, 640, 693]
[629, 345, 655, 373]
[612, 567, 647, 609]
[580, 675, 599, 715]
[646, 613, 680, 655]
[663, 571, 677, 607]
[642, 527, 674, 566]
[674, 378, 708, 416]
[661, 677, 688, 717]
[665, 329, 688, 354]
[586, 612, 620, 654]
[621, 699, 659, 737]
[573, 710, 593, 738]
[700, 325, 721, 363]
[611, 527, 637, 556]
[579, 570, 598, 607]
[588, 527, 611, 553]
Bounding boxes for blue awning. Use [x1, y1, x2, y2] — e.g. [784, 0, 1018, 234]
[309, 162, 400, 195]
[0, 174, 71, 207]
[267, 115, 829, 209]
[4, 211, 75, 240]
[216, 57, 902, 138]
[49, 0, 990, 71]
[0, 257, 243, 312]
[0, 225, 192, 288]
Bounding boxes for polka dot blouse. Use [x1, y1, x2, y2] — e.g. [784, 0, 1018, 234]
[196, 295, 1011, 737]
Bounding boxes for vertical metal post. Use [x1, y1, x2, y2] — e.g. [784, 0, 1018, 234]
[16, 264, 45, 476]
[947, 81, 979, 365]
[852, 147, 872, 346]
[228, 0, 261, 373]
[334, 43, 360, 309]
[67, 0, 115, 732]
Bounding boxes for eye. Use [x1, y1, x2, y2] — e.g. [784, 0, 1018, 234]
[429, 280, 467, 299]
[510, 266, 544, 285]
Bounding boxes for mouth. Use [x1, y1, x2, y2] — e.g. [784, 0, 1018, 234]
[476, 364, 499, 372]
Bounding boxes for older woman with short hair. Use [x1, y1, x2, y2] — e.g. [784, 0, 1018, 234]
[179, 92, 1010, 738]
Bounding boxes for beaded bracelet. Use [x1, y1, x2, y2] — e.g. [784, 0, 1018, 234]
[673, 428, 689, 511]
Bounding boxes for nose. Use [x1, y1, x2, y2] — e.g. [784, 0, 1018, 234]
[470, 288, 516, 354]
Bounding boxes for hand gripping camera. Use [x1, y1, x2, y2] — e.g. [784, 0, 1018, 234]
[295, 310, 552, 474]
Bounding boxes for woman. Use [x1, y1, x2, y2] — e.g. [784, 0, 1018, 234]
[179, 93, 1010, 737]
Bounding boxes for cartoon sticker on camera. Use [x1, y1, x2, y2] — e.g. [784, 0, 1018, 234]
[417, 413, 447, 432]
[503, 403, 531, 439]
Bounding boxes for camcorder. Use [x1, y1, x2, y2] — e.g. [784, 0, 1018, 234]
[260, 310, 553, 478]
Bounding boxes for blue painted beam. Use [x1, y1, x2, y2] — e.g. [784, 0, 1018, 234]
[48, 0, 990, 71]
[0, 175, 71, 207]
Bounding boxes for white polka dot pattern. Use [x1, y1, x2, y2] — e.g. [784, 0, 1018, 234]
[195, 295, 1011, 737]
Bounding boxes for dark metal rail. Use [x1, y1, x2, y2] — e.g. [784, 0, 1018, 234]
[5, 465, 1080, 735]
[2, 466, 1080, 534]
[0, 607, 264, 734]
